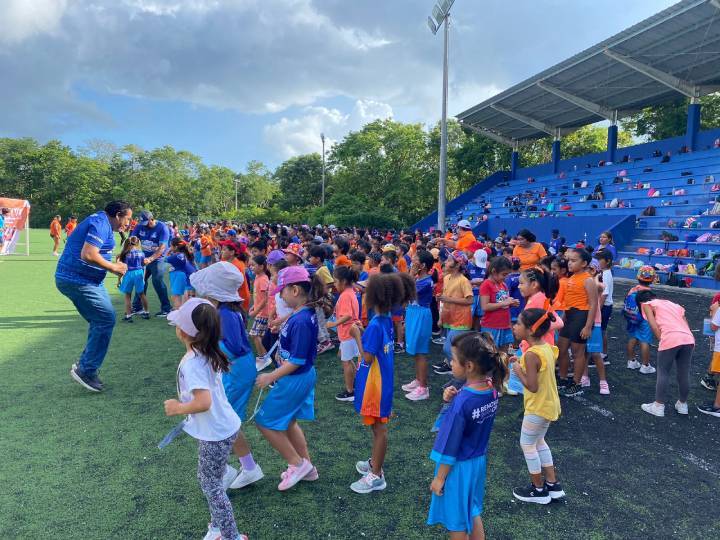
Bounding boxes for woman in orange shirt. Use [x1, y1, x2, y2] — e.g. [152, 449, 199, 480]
[513, 229, 547, 271]
[50, 215, 62, 256]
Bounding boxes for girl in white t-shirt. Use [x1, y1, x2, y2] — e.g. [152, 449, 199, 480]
[164, 298, 247, 540]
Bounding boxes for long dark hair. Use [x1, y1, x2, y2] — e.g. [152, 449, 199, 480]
[451, 331, 508, 393]
[190, 303, 230, 372]
[522, 266, 559, 301]
[118, 235, 140, 263]
[171, 237, 194, 264]
[253, 254, 271, 278]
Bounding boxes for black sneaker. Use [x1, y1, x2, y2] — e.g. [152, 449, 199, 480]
[434, 362, 453, 375]
[559, 383, 583, 397]
[155, 311, 171, 318]
[141, 311, 151, 320]
[556, 376, 573, 389]
[122, 315, 133, 323]
[545, 481, 566, 500]
[432, 361, 446, 370]
[394, 343, 405, 354]
[70, 366, 103, 392]
[131, 308, 144, 316]
[700, 374, 718, 391]
[697, 404, 720, 417]
[512, 484, 551, 504]
[335, 390, 355, 402]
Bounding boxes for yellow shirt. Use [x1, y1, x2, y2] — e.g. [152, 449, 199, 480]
[315, 265, 334, 287]
[441, 273, 473, 330]
[520, 343, 561, 421]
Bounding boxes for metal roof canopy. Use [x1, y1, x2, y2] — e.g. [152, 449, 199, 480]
[457, 0, 720, 146]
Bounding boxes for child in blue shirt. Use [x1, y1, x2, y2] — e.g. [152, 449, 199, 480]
[117, 236, 148, 322]
[167, 237, 197, 309]
[427, 331, 506, 538]
[505, 257, 525, 324]
[467, 249, 487, 330]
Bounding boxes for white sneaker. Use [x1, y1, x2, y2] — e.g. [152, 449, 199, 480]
[627, 360, 641, 370]
[256, 356, 272, 371]
[222, 464, 239, 490]
[356, 459, 371, 476]
[350, 471, 387, 494]
[229, 464, 264, 489]
[639, 364, 656, 375]
[674, 401, 688, 415]
[641, 402, 665, 417]
[405, 386, 430, 401]
[202, 524, 221, 540]
[401, 379, 420, 392]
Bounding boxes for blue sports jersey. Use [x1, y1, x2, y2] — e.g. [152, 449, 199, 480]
[467, 263, 486, 295]
[415, 275, 434, 308]
[166, 252, 196, 277]
[355, 314, 395, 419]
[124, 249, 145, 271]
[431, 387, 498, 465]
[505, 272, 525, 320]
[279, 307, 318, 375]
[219, 305, 252, 358]
[132, 221, 170, 257]
[304, 262, 318, 278]
[56, 211, 114, 285]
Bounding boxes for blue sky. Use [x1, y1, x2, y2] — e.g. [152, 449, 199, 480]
[0, 0, 677, 171]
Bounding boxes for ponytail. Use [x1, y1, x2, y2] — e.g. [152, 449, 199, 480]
[451, 331, 508, 393]
[189, 302, 230, 373]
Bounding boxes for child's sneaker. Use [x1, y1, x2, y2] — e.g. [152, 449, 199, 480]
[394, 343, 405, 354]
[512, 484, 551, 504]
[641, 402, 665, 417]
[599, 380, 610, 395]
[202, 524, 221, 540]
[559, 383, 583, 397]
[278, 459, 313, 491]
[639, 364, 656, 375]
[405, 386, 430, 401]
[674, 400, 688, 415]
[350, 471, 386, 494]
[700, 374, 717, 391]
[222, 464, 239, 490]
[431, 336, 446, 345]
[317, 340, 335, 354]
[544, 481, 566, 500]
[356, 458, 372, 476]
[141, 311, 150, 320]
[580, 375, 590, 388]
[335, 390, 355, 402]
[433, 362, 453, 375]
[229, 464, 264, 489]
[627, 360, 641, 370]
[401, 379, 420, 392]
[122, 315, 133, 323]
[697, 403, 720, 417]
[302, 466, 319, 481]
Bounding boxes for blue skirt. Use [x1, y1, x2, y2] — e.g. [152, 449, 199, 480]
[427, 455, 487, 533]
[169, 271, 188, 296]
[405, 304, 432, 356]
[586, 325, 603, 353]
[256, 367, 316, 430]
[481, 327, 514, 347]
[222, 351, 257, 421]
[118, 268, 144, 295]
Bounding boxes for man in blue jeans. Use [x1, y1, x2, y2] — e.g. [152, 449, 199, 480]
[131, 210, 173, 316]
[55, 201, 132, 392]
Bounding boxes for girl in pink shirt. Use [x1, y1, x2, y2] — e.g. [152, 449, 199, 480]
[249, 255, 271, 361]
[636, 290, 695, 417]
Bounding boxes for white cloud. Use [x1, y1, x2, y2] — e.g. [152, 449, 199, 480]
[0, 0, 67, 44]
[263, 99, 393, 158]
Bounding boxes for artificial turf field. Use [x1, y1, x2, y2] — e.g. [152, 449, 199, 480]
[2, 229, 720, 540]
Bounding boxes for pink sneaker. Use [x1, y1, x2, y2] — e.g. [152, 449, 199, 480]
[599, 380, 610, 395]
[278, 459, 313, 491]
[401, 379, 420, 392]
[302, 466, 319, 481]
[405, 386, 430, 401]
[580, 375, 591, 388]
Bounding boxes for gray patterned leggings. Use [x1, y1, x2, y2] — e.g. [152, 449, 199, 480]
[198, 431, 239, 540]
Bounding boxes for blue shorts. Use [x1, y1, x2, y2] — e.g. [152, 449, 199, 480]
[118, 268, 145, 295]
[198, 254, 211, 265]
[471, 293, 483, 318]
[256, 366, 316, 430]
[169, 271, 188, 296]
[586, 325, 603, 353]
[222, 351, 257, 421]
[427, 455, 487, 533]
[480, 327, 514, 347]
[629, 320, 653, 344]
[405, 304, 432, 356]
[443, 328, 471, 359]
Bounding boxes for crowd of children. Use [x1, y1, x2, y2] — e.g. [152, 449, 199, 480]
[84, 217, 719, 539]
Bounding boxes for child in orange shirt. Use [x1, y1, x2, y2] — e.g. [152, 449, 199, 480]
[64, 216, 77, 239]
[50, 215, 62, 256]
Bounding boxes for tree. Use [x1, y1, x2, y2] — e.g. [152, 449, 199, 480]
[273, 154, 324, 211]
[623, 93, 720, 140]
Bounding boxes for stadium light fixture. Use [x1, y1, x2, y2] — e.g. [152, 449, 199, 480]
[427, 16, 438, 34]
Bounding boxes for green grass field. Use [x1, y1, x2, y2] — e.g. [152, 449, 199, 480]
[2, 229, 719, 539]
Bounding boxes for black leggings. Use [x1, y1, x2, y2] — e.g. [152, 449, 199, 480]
[430, 297, 440, 333]
[655, 344, 694, 403]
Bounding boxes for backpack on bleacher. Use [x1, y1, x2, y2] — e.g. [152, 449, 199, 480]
[642, 206, 656, 216]
[696, 233, 712, 243]
[609, 198, 619, 208]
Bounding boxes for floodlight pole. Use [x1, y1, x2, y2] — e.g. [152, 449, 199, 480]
[321, 133, 326, 207]
[438, 15, 449, 232]
[234, 177, 240, 211]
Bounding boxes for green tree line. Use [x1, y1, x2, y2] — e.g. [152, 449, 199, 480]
[1, 96, 717, 228]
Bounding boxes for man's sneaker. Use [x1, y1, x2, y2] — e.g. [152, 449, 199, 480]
[700, 374, 718, 391]
[697, 403, 720, 417]
[222, 464, 239, 490]
[335, 390, 355, 402]
[599, 380, 610, 395]
[317, 340, 335, 354]
[356, 459, 372, 476]
[433, 363, 453, 375]
[401, 379, 421, 392]
[627, 360, 641, 370]
[350, 471, 387, 494]
[405, 386, 430, 401]
[394, 343, 405, 354]
[70, 366, 103, 392]
[277, 459, 313, 491]
[155, 310, 171, 318]
[432, 336, 446, 345]
[302, 466, 319, 481]
[122, 315, 134, 323]
[512, 484, 551, 504]
[141, 311, 150, 320]
[229, 465, 264, 489]
[544, 482, 566, 500]
[674, 400, 688, 415]
[256, 356, 272, 372]
[639, 364, 656, 375]
[580, 375, 590, 388]
[559, 383, 583, 397]
[641, 402, 665, 417]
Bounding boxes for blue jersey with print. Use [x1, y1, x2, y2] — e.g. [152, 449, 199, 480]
[505, 272, 524, 320]
[279, 307, 318, 375]
[56, 211, 114, 285]
[415, 275, 434, 308]
[132, 222, 170, 257]
[124, 249, 145, 271]
[355, 314, 395, 418]
[167, 252, 196, 277]
[467, 263, 486, 295]
[431, 387, 498, 465]
[219, 305, 252, 358]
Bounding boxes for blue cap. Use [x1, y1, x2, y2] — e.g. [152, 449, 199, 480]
[139, 210, 153, 226]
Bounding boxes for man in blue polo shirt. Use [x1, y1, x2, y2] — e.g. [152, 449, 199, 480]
[56, 200, 132, 392]
[131, 210, 173, 316]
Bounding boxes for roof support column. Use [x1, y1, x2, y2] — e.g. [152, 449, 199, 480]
[607, 110, 618, 164]
[552, 128, 561, 174]
[686, 98, 701, 152]
[510, 140, 519, 180]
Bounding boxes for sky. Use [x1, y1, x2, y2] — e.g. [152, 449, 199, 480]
[0, 0, 679, 171]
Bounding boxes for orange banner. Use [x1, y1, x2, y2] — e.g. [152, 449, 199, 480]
[0, 198, 30, 255]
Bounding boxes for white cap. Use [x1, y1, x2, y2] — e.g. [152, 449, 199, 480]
[457, 219, 472, 229]
[189, 261, 244, 302]
[474, 249, 488, 268]
[167, 298, 213, 337]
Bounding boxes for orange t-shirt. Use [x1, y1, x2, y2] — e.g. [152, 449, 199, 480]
[513, 243, 547, 270]
[335, 288, 360, 341]
[554, 277, 568, 311]
[230, 259, 251, 312]
[397, 257, 408, 273]
[565, 271, 591, 310]
[200, 235, 213, 257]
[335, 255, 352, 268]
[253, 274, 271, 318]
[456, 231, 477, 253]
[65, 221, 77, 236]
[50, 219, 61, 237]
